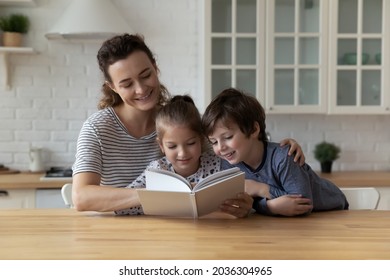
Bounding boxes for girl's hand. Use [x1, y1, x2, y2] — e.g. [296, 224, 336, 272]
[220, 192, 254, 218]
[267, 194, 312, 216]
[280, 138, 305, 166]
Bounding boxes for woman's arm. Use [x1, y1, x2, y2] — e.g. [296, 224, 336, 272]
[72, 172, 141, 212]
[280, 138, 305, 166]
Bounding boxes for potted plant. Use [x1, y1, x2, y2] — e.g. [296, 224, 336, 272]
[313, 141, 341, 173]
[0, 13, 30, 47]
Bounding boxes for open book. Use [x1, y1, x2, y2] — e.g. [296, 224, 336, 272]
[137, 167, 245, 218]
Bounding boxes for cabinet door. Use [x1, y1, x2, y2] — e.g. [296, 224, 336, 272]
[35, 189, 66, 208]
[0, 189, 35, 208]
[266, 0, 328, 113]
[329, 0, 390, 114]
[205, 0, 266, 106]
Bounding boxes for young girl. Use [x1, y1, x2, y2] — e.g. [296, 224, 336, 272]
[117, 95, 254, 217]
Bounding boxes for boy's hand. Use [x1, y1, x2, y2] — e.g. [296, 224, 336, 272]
[267, 194, 312, 216]
[280, 138, 305, 166]
[245, 179, 271, 199]
[220, 192, 254, 218]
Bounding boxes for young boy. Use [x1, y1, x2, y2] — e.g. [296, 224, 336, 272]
[201, 88, 349, 216]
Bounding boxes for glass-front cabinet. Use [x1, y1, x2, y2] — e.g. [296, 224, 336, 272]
[329, 0, 390, 114]
[266, 0, 327, 113]
[204, 0, 265, 107]
[205, 0, 390, 114]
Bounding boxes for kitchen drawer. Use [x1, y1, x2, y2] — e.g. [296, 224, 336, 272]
[0, 189, 36, 208]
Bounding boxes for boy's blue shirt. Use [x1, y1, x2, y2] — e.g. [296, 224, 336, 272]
[221, 141, 349, 215]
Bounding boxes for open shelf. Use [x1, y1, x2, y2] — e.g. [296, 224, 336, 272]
[0, 46, 35, 89]
[0, 0, 36, 6]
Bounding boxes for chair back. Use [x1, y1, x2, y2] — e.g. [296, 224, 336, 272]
[340, 187, 380, 210]
[61, 183, 73, 208]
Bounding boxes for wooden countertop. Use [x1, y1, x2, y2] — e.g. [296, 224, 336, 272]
[0, 208, 389, 260]
[1, 171, 389, 189]
[319, 171, 390, 187]
[0, 172, 71, 189]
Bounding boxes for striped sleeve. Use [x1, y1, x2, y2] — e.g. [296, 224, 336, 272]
[72, 108, 162, 188]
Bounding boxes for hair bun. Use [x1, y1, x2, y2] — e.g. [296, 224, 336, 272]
[171, 95, 195, 105]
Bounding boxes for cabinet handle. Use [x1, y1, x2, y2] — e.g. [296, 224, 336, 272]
[0, 190, 9, 197]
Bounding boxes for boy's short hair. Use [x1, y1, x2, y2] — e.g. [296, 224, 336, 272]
[201, 88, 267, 142]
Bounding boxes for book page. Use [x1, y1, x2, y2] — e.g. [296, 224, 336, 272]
[195, 172, 245, 217]
[145, 169, 191, 192]
[137, 190, 196, 217]
[193, 167, 241, 192]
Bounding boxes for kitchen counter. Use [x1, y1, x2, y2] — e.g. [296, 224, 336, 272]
[1, 171, 389, 209]
[0, 172, 71, 189]
[319, 171, 390, 187]
[2, 171, 389, 190]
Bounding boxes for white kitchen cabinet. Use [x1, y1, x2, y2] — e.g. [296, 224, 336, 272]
[328, 0, 390, 114]
[0, 188, 65, 209]
[0, 189, 36, 208]
[265, 0, 328, 113]
[205, 0, 327, 113]
[204, 0, 266, 107]
[35, 189, 66, 208]
[204, 0, 390, 114]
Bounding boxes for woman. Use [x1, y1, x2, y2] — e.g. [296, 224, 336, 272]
[72, 33, 303, 217]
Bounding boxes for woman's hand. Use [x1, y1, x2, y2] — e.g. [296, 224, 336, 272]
[267, 194, 312, 216]
[280, 138, 305, 166]
[219, 192, 254, 218]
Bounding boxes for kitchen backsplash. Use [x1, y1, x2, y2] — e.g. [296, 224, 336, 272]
[0, 0, 389, 172]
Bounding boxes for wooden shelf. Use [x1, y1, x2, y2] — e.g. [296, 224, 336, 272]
[0, 0, 36, 6]
[0, 46, 34, 53]
[0, 46, 35, 89]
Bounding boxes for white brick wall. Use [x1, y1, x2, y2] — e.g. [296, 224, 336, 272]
[0, 0, 389, 172]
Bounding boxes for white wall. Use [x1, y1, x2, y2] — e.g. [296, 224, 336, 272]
[0, 0, 389, 172]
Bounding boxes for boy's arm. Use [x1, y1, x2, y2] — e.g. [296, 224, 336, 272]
[252, 195, 312, 216]
[255, 149, 314, 216]
[244, 182, 312, 216]
[269, 149, 313, 200]
[267, 195, 312, 216]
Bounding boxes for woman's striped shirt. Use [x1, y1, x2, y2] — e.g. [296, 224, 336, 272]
[72, 107, 162, 188]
